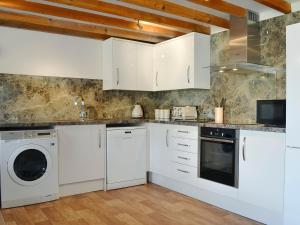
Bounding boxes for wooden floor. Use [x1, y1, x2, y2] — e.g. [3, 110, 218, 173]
[1, 184, 261, 225]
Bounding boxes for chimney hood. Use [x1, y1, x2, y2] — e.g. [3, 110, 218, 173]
[211, 11, 285, 75]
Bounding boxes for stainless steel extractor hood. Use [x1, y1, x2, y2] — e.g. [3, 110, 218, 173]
[211, 11, 285, 75]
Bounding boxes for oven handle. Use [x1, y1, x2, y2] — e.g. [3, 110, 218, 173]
[200, 137, 234, 144]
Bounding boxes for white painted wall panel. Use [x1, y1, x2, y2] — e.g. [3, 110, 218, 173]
[0, 27, 102, 79]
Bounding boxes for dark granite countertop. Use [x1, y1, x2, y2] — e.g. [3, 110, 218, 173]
[0, 119, 147, 130]
[0, 119, 285, 133]
[149, 120, 286, 133]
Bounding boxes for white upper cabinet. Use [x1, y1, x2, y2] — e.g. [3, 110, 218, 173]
[137, 44, 154, 91]
[103, 33, 211, 91]
[154, 32, 210, 91]
[113, 40, 137, 90]
[102, 38, 153, 91]
[0, 27, 102, 79]
[238, 130, 285, 220]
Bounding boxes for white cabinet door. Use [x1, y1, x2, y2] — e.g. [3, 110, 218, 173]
[149, 123, 171, 176]
[171, 34, 194, 90]
[137, 44, 154, 91]
[113, 40, 137, 90]
[284, 147, 300, 225]
[107, 127, 146, 183]
[286, 23, 300, 148]
[153, 33, 210, 91]
[153, 43, 174, 91]
[103, 38, 154, 91]
[239, 130, 285, 213]
[56, 125, 105, 185]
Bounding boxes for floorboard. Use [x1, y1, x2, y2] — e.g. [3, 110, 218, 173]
[1, 184, 262, 225]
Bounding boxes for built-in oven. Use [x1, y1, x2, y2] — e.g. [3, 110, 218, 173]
[199, 127, 239, 188]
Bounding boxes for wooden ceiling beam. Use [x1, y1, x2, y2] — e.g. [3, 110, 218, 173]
[44, 0, 210, 34]
[0, 10, 167, 43]
[254, 0, 291, 14]
[0, 0, 183, 38]
[119, 0, 230, 29]
[188, 0, 247, 17]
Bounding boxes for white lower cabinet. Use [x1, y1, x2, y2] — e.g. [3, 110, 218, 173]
[170, 150, 198, 168]
[149, 123, 171, 177]
[56, 125, 105, 196]
[149, 124, 285, 225]
[238, 130, 285, 224]
[149, 123, 198, 182]
[170, 163, 198, 185]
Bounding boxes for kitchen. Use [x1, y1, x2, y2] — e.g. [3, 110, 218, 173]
[0, 0, 299, 225]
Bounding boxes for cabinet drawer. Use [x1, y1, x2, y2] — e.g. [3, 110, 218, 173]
[170, 126, 198, 139]
[171, 150, 198, 168]
[170, 137, 198, 153]
[170, 162, 197, 184]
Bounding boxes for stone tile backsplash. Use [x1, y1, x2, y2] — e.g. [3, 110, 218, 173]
[2, 11, 300, 123]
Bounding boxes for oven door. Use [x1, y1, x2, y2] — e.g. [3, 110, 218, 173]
[200, 137, 238, 187]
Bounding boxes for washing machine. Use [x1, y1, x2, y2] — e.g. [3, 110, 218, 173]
[0, 129, 59, 208]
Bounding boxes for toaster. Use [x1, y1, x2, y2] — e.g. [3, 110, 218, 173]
[172, 106, 198, 121]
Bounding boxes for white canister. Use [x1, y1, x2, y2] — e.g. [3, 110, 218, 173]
[163, 109, 170, 120]
[215, 107, 224, 124]
[155, 109, 160, 120]
[159, 109, 165, 120]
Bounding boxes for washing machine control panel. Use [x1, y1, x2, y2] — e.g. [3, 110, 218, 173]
[0, 129, 56, 140]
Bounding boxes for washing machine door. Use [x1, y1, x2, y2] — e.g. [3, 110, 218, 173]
[8, 144, 52, 186]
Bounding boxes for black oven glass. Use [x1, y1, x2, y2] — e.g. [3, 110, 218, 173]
[200, 139, 235, 187]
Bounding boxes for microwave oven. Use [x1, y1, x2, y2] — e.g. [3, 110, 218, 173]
[256, 100, 286, 127]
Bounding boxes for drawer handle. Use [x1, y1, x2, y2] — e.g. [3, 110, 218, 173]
[178, 130, 189, 134]
[125, 131, 132, 134]
[178, 143, 189, 147]
[177, 156, 190, 161]
[177, 169, 190, 174]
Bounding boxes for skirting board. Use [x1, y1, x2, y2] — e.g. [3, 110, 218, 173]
[59, 179, 104, 197]
[149, 172, 283, 225]
[106, 178, 147, 190]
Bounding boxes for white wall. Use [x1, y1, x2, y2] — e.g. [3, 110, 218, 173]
[0, 27, 102, 79]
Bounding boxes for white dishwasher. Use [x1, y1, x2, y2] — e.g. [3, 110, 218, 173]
[106, 126, 147, 190]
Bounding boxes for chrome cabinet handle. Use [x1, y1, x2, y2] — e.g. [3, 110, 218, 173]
[166, 129, 169, 147]
[156, 72, 158, 87]
[116, 68, 120, 86]
[99, 129, 102, 149]
[177, 169, 190, 174]
[178, 130, 189, 134]
[242, 137, 246, 161]
[187, 65, 190, 84]
[178, 143, 189, 147]
[177, 156, 190, 161]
